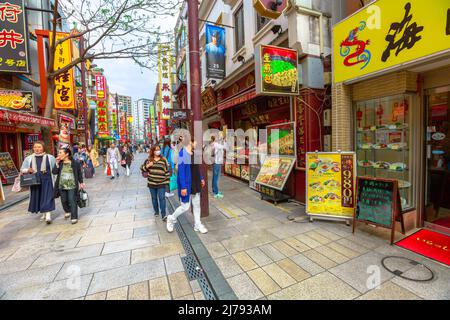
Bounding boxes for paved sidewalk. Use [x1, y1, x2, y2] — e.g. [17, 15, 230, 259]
[0, 184, 29, 212]
[174, 173, 450, 300]
[0, 153, 204, 300]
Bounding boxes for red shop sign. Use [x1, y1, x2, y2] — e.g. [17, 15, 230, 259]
[0, 109, 55, 126]
[217, 89, 257, 112]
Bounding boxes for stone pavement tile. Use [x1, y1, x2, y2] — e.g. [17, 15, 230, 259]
[391, 259, 450, 300]
[227, 273, 264, 300]
[276, 258, 311, 282]
[135, 203, 152, 209]
[157, 228, 181, 244]
[283, 237, 310, 253]
[55, 251, 130, 281]
[133, 226, 159, 238]
[221, 230, 278, 254]
[87, 259, 165, 295]
[262, 263, 296, 288]
[77, 229, 133, 247]
[271, 240, 299, 257]
[357, 281, 421, 300]
[246, 247, 273, 267]
[174, 294, 194, 300]
[336, 238, 371, 255]
[199, 227, 245, 243]
[247, 268, 281, 296]
[305, 231, 333, 245]
[190, 280, 201, 293]
[110, 220, 156, 232]
[106, 286, 129, 300]
[267, 222, 317, 239]
[0, 255, 38, 276]
[315, 245, 350, 264]
[1, 274, 92, 300]
[232, 252, 259, 272]
[314, 228, 342, 241]
[168, 272, 192, 299]
[302, 250, 337, 269]
[30, 244, 104, 268]
[204, 241, 229, 259]
[268, 272, 360, 300]
[85, 291, 107, 300]
[317, 222, 353, 238]
[102, 234, 160, 255]
[37, 220, 92, 235]
[128, 281, 150, 300]
[234, 218, 283, 233]
[295, 234, 322, 249]
[215, 255, 244, 279]
[329, 252, 395, 294]
[326, 242, 360, 259]
[149, 276, 171, 300]
[164, 255, 184, 275]
[194, 291, 205, 300]
[0, 247, 18, 263]
[345, 232, 387, 249]
[0, 263, 63, 292]
[90, 216, 135, 227]
[259, 244, 286, 262]
[131, 242, 184, 264]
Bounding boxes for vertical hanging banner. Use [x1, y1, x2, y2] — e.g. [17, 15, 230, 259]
[158, 44, 173, 120]
[50, 32, 75, 109]
[96, 101, 109, 137]
[205, 24, 226, 79]
[0, 0, 30, 73]
[95, 75, 106, 100]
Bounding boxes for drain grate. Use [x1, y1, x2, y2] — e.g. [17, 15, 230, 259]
[198, 275, 216, 300]
[181, 255, 204, 281]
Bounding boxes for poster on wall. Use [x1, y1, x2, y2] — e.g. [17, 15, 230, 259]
[158, 44, 173, 120]
[306, 152, 356, 219]
[95, 75, 106, 100]
[205, 24, 226, 79]
[267, 122, 296, 157]
[255, 44, 299, 96]
[0, 0, 30, 74]
[255, 156, 296, 191]
[0, 152, 19, 180]
[0, 90, 34, 111]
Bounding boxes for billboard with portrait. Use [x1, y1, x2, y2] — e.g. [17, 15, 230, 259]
[205, 24, 226, 79]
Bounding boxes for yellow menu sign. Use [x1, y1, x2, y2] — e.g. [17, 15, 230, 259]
[333, 0, 450, 83]
[306, 153, 356, 218]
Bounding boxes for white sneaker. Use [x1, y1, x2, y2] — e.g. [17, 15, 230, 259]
[71, 219, 78, 224]
[166, 215, 175, 233]
[165, 192, 174, 198]
[45, 212, 52, 224]
[40, 213, 45, 221]
[64, 213, 70, 219]
[194, 224, 208, 234]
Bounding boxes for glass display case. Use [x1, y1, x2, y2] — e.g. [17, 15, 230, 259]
[355, 94, 414, 211]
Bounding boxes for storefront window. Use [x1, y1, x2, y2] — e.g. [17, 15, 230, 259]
[355, 94, 413, 211]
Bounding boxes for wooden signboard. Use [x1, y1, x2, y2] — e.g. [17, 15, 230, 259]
[353, 177, 404, 244]
[0, 152, 19, 182]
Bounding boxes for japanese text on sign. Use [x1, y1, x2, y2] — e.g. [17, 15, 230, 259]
[158, 44, 173, 120]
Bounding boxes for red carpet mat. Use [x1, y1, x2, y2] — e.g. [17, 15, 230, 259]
[396, 229, 450, 266]
[433, 217, 450, 229]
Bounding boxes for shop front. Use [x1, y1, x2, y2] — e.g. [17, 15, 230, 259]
[332, 0, 450, 233]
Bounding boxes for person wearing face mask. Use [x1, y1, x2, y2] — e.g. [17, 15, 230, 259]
[52, 147, 85, 224]
[20, 141, 57, 223]
[141, 145, 170, 220]
[166, 138, 208, 234]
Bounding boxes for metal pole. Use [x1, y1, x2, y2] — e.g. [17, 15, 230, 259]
[187, 0, 209, 217]
[79, 36, 89, 146]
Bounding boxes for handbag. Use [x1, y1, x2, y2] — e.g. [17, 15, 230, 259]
[169, 174, 177, 192]
[77, 189, 89, 208]
[84, 167, 94, 179]
[20, 173, 41, 187]
[11, 176, 21, 192]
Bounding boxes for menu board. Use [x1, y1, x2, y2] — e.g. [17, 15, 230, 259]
[306, 152, 356, 218]
[355, 177, 398, 228]
[0, 152, 19, 180]
[255, 156, 296, 191]
[267, 122, 295, 157]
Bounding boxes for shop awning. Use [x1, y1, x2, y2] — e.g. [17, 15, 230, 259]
[0, 109, 55, 127]
[217, 88, 257, 112]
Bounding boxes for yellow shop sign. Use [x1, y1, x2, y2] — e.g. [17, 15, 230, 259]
[333, 0, 450, 83]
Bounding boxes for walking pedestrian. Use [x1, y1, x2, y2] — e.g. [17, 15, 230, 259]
[162, 138, 175, 197]
[107, 143, 122, 179]
[88, 146, 99, 168]
[209, 135, 228, 199]
[20, 141, 56, 223]
[141, 145, 170, 220]
[121, 145, 134, 177]
[53, 147, 85, 224]
[166, 138, 208, 234]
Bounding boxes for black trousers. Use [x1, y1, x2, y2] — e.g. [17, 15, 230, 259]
[60, 189, 78, 220]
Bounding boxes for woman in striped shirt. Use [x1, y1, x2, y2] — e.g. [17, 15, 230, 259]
[141, 145, 170, 221]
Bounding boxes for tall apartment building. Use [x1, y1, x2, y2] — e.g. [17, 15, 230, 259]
[116, 95, 133, 116]
[133, 98, 152, 141]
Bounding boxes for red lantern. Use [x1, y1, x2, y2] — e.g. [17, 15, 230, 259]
[52, 134, 59, 141]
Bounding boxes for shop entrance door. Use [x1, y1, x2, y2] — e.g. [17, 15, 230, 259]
[425, 86, 450, 235]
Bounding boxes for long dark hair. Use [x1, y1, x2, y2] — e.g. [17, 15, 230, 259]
[60, 147, 73, 159]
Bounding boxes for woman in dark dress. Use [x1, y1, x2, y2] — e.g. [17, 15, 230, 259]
[20, 141, 57, 224]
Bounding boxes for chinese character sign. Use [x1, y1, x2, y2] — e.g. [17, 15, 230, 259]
[96, 101, 109, 137]
[50, 32, 75, 109]
[0, 89, 33, 111]
[0, 0, 29, 73]
[255, 44, 299, 96]
[95, 75, 106, 100]
[205, 24, 226, 79]
[158, 44, 173, 120]
[333, 0, 450, 83]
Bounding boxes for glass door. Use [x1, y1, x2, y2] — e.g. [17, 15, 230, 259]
[425, 86, 450, 234]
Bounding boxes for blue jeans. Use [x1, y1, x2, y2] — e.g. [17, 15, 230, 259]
[149, 187, 166, 218]
[212, 164, 221, 195]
